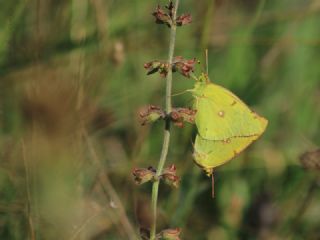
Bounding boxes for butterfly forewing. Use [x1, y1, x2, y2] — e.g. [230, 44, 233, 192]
[194, 83, 267, 141]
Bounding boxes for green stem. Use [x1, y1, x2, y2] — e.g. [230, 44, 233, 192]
[150, 1, 179, 239]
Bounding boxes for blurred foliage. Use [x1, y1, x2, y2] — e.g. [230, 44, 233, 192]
[0, 0, 320, 239]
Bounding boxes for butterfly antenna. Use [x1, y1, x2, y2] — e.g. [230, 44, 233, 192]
[205, 49, 209, 75]
[211, 173, 215, 199]
[198, 59, 207, 76]
[190, 72, 199, 81]
[204, 49, 211, 84]
[171, 90, 188, 97]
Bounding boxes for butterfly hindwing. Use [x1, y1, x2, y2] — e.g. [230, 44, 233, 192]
[193, 134, 261, 175]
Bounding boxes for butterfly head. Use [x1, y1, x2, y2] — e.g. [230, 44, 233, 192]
[189, 73, 209, 96]
[197, 73, 210, 84]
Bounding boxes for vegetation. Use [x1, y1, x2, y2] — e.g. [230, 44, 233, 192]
[0, 0, 320, 239]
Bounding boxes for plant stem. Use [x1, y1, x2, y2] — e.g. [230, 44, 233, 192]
[150, 1, 179, 239]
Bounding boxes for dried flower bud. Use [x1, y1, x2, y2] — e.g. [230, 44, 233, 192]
[144, 60, 170, 77]
[163, 164, 177, 175]
[170, 108, 197, 127]
[166, 1, 175, 18]
[159, 228, 181, 240]
[163, 173, 180, 188]
[152, 5, 172, 27]
[170, 111, 185, 128]
[161, 164, 180, 188]
[132, 167, 156, 185]
[144, 61, 161, 75]
[152, 1, 191, 28]
[176, 14, 192, 26]
[172, 56, 196, 78]
[300, 149, 320, 171]
[139, 105, 165, 125]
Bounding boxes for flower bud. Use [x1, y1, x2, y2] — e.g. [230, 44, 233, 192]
[152, 5, 172, 27]
[139, 105, 165, 126]
[160, 228, 181, 240]
[132, 167, 156, 185]
[172, 56, 196, 78]
[170, 108, 197, 127]
[161, 164, 180, 188]
[176, 14, 192, 26]
[144, 60, 170, 77]
[151, 1, 191, 29]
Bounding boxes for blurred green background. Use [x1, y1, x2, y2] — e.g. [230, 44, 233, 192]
[1, 0, 320, 239]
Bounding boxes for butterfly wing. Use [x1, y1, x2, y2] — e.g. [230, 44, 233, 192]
[193, 134, 261, 176]
[194, 83, 268, 141]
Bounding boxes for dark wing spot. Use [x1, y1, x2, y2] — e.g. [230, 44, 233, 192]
[231, 100, 237, 106]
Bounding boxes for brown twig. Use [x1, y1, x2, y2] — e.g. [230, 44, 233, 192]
[83, 130, 138, 239]
[21, 139, 36, 240]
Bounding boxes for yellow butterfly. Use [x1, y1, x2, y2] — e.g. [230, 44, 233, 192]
[189, 73, 268, 176]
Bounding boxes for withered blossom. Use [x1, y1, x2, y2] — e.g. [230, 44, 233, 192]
[139, 105, 165, 125]
[158, 228, 181, 240]
[152, 5, 172, 27]
[152, 1, 191, 28]
[176, 14, 192, 26]
[172, 56, 196, 78]
[144, 60, 170, 77]
[132, 167, 156, 185]
[170, 107, 197, 128]
[161, 164, 180, 188]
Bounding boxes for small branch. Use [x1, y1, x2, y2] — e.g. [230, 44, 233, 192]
[291, 180, 317, 228]
[83, 130, 138, 240]
[150, 1, 180, 239]
[69, 211, 99, 240]
[21, 139, 36, 240]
